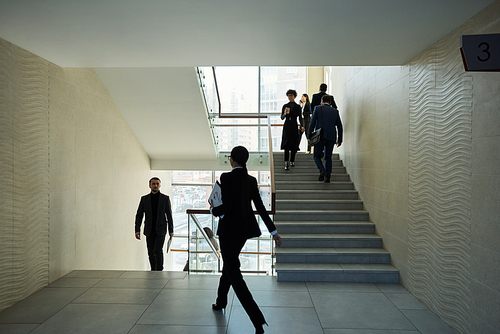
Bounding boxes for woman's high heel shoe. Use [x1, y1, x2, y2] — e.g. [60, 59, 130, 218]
[212, 303, 225, 311]
[255, 322, 268, 334]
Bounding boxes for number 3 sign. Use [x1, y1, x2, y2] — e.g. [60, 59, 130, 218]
[461, 34, 500, 72]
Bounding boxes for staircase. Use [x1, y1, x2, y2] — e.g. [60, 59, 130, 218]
[273, 152, 399, 283]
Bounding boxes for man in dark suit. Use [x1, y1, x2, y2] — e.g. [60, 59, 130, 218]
[135, 177, 174, 271]
[210, 146, 281, 334]
[308, 95, 343, 183]
[310, 83, 338, 113]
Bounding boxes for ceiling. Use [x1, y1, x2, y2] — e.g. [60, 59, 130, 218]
[95, 67, 217, 163]
[0, 0, 494, 166]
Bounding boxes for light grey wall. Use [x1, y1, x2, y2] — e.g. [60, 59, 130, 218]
[48, 66, 153, 277]
[0, 37, 152, 312]
[328, 1, 500, 333]
[328, 65, 411, 284]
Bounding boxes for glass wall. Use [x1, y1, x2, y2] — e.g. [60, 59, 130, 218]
[171, 170, 274, 273]
[201, 66, 307, 152]
[216, 67, 259, 114]
[172, 66, 307, 272]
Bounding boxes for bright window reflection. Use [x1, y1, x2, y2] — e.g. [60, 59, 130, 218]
[215, 67, 259, 114]
[172, 171, 212, 183]
[172, 185, 212, 236]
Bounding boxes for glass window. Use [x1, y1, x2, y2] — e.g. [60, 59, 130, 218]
[215, 67, 259, 114]
[172, 171, 212, 183]
[213, 123, 260, 152]
[260, 172, 270, 185]
[212, 66, 306, 152]
[259, 186, 271, 210]
[172, 66, 308, 273]
[259, 239, 272, 253]
[172, 185, 212, 236]
[171, 250, 188, 271]
[240, 254, 258, 271]
[286, 67, 298, 76]
[260, 254, 272, 273]
[243, 239, 258, 253]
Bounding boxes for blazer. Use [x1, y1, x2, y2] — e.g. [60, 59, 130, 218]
[212, 168, 276, 240]
[311, 91, 338, 111]
[135, 192, 173, 237]
[302, 101, 311, 121]
[308, 104, 343, 143]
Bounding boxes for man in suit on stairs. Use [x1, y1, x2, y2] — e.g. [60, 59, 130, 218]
[310, 83, 338, 113]
[308, 95, 343, 183]
[135, 177, 174, 271]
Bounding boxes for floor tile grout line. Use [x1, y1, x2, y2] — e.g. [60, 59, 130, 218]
[378, 290, 422, 333]
[223, 293, 236, 334]
[305, 281, 328, 333]
[22, 283, 93, 332]
[127, 278, 168, 333]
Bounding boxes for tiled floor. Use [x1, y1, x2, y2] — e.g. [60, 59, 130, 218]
[0, 270, 458, 334]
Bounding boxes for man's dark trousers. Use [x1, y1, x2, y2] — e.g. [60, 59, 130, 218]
[313, 138, 336, 179]
[146, 231, 166, 271]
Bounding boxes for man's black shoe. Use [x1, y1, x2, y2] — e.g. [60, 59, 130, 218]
[324, 178, 330, 183]
[319, 170, 326, 181]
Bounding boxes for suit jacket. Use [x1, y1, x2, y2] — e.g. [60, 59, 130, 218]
[212, 168, 276, 240]
[311, 91, 338, 111]
[302, 101, 311, 121]
[135, 192, 173, 237]
[308, 104, 343, 143]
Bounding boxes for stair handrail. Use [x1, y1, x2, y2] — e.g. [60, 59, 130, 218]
[188, 213, 221, 260]
[268, 116, 276, 214]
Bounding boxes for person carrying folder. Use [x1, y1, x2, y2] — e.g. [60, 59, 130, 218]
[210, 146, 282, 334]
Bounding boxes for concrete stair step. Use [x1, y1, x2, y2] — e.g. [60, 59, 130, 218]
[274, 160, 344, 168]
[275, 210, 369, 221]
[274, 247, 390, 264]
[275, 173, 350, 182]
[274, 152, 339, 161]
[274, 158, 319, 164]
[271, 152, 399, 284]
[274, 166, 347, 174]
[275, 263, 399, 283]
[279, 233, 382, 248]
[275, 181, 354, 190]
[276, 199, 363, 211]
[275, 221, 374, 234]
[275, 189, 359, 200]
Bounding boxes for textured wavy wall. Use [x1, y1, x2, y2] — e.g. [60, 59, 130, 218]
[408, 26, 473, 333]
[0, 39, 50, 311]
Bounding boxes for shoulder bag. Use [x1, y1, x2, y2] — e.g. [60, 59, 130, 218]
[309, 107, 323, 146]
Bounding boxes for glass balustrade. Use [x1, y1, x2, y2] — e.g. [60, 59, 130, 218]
[187, 212, 275, 275]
